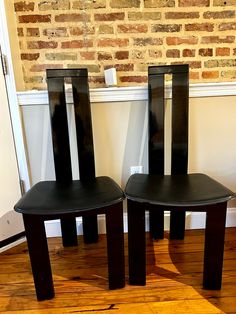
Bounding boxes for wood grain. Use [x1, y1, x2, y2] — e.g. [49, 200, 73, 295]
[0, 228, 236, 313]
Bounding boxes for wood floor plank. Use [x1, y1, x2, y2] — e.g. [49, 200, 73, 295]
[0, 228, 236, 313]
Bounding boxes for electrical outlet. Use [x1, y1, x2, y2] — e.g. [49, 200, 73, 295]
[130, 166, 143, 175]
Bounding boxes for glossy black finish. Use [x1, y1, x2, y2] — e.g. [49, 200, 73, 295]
[148, 64, 189, 238]
[47, 68, 95, 182]
[14, 68, 125, 300]
[125, 64, 235, 290]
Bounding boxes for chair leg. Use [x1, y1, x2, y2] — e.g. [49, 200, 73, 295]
[61, 217, 78, 247]
[23, 214, 54, 301]
[169, 211, 186, 240]
[82, 215, 98, 244]
[106, 202, 125, 289]
[128, 200, 146, 285]
[149, 206, 164, 239]
[203, 202, 227, 290]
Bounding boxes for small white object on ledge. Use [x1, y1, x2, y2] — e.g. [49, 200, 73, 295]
[104, 68, 117, 87]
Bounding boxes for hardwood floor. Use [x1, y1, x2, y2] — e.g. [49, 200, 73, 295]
[0, 228, 236, 313]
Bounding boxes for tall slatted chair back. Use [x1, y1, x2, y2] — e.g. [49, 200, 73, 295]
[148, 64, 189, 176]
[47, 68, 95, 183]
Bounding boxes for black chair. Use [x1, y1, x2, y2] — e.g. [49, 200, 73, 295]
[14, 68, 125, 301]
[125, 64, 235, 290]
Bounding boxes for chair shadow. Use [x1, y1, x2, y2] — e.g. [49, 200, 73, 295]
[145, 230, 236, 313]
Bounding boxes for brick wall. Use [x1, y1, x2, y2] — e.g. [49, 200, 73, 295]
[14, 0, 236, 90]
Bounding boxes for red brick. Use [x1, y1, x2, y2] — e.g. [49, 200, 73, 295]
[166, 49, 180, 58]
[183, 49, 195, 57]
[114, 64, 134, 71]
[179, 0, 209, 6]
[18, 14, 51, 23]
[21, 53, 40, 60]
[61, 40, 93, 48]
[27, 41, 57, 49]
[202, 71, 219, 78]
[201, 36, 235, 43]
[14, 1, 34, 11]
[190, 71, 200, 80]
[104, 64, 134, 71]
[166, 36, 198, 45]
[117, 24, 148, 33]
[188, 61, 202, 68]
[115, 51, 129, 60]
[120, 76, 148, 83]
[199, 48, 213, 56]
[185, 23, 214, 31]
[98, 52, 113, 61]
[216, 47, 230, 56]
[98, 38, 129, 47]
[94, 13, 124, 21]
[89, 76, 105, 85]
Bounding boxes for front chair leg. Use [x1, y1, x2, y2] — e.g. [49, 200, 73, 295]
[23, 214, 54, 301]
[128, 200, 146, 285]
[106, 202, 125, 289]
[203, 202, 227, 290]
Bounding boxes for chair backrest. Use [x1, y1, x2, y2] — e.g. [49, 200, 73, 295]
[46, 68, 95, 183]
[148, 64, 189, 175]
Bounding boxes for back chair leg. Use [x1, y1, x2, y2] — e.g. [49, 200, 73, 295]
[128, 200, 146, 286]
[61, 217, 78, 247]
[170, 211, 186, 240]
[149, 205, 164, 239]
[203, 202, 227, 290]
[82, 215, 98, 244]
[23, 214, 54, 301]
[106, 202, 125, 289]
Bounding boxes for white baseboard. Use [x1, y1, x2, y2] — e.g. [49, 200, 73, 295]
[44, 208, 236, 238]
[1, 208, 235, 252]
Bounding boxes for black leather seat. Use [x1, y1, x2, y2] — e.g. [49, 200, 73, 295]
[125, 64, 235, 290]
[14, 68, 125, 301]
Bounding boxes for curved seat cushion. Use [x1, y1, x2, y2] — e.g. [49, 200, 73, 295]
[15, 176, 124, 215]
[125, 173, 234, 207]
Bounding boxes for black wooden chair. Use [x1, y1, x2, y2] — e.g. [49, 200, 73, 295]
[14, 68, 125, 301]
[125, 64, 235, 290]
